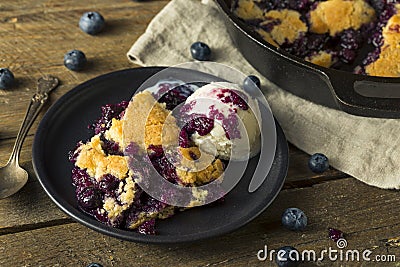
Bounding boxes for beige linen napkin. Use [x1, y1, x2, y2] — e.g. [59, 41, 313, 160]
[127, 0, 400, 189]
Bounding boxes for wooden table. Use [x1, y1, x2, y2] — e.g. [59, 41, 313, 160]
[0, 1, 398, 266]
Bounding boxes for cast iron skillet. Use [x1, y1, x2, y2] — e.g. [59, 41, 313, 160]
[32, 67, 289, 243]
[216, 0, 400, 118]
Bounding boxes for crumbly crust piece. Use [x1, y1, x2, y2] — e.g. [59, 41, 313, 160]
[187, 188, 209, 207]
[305, 51, 334, 68]
[102, 176, 139, 221]
[176, 147, 224, 185]
[123, 91, 180, 150]
[75, 135, 128, 180]
[256, 28, 279, 47]
[309, 0, 375, 36]
[263, 9, 307, 45]
[365, 6, 400, 77]
[127, 206, 176, 229]
[234, 0, 264, 20]
[104, 118, 124, 146]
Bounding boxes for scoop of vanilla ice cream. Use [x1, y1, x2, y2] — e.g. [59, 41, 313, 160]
[183, 82, 261, 161]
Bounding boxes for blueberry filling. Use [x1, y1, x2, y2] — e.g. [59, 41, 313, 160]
[216, 89, 249, 110]
[90, 101, 129, 135]
[235, 0, 399, 74]
[156, 84, 194, 110]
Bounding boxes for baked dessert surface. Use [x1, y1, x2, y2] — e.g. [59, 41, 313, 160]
[70, 80, 259, 234]
[69, 82, 249, 234]
[233, 0, 400, 77]
[364, 4, 400, 77]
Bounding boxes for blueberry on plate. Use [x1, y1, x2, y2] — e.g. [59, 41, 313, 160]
[276, 246, 300, 267]
[243, 75, 261, 91]
[79, 12, 105, 35]
[308, 153, 329, 173]
[64, 49, 87, 71]
[190, 41, 211, 61]
[0, 68, 14, 89]
[282, 207, 307, 231]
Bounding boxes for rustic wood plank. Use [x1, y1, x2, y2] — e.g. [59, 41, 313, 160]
[0, 136, 70, 234]
[0, 178, 398, 266]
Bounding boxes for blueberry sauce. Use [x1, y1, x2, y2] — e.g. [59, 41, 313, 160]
[147, 145, 181, 184]
[91, 101, 129, 135]
[137, 219, 156, 235]
[216, 89, 249, 110]
[329, 227, 345, 242]
[154, 83, 194, 110]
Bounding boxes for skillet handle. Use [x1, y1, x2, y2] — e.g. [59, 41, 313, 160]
[324, 69, 400, 118]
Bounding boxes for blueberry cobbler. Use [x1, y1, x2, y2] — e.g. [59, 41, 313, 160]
[69, 81, 261, 234]
[233, 0, 400, 77]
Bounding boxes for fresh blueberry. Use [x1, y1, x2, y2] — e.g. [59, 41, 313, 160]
[308, 153, 329, 173]
[276, 246, 300, 267]
[64, 49, 87, 71]
[0, 68, 14, 89]
[190, 42, 211, 61]
[282, 207, 307, 231]
[79, 12, 105, 35]
[243, 75, 261, 91]
[87, 263, 103, 267]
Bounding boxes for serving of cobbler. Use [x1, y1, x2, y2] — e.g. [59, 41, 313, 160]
[233, 0, 400, 77]
[68, 80, 260, 235]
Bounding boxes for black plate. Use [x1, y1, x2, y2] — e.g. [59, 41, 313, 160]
[32, 67, 289, 243]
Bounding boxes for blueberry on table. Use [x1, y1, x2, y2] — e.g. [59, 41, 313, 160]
[190, 41, 211, 61]
[79, 12, 105, 35]
[308, 153, 329, 173]
[243, 75, 261, 91]
[0, 68, 14, 89]
[64, 49, 87, 71]
[328, 227, 344, 242]
[282, 207, 307, 231]
[276, 246, 300, 267]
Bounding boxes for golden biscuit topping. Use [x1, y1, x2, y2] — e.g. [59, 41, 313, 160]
[256, 28, 279, 47]
[305, 51, 334, 68]
[75, 135, 128, 180]
[262, 9, 307, 45]
[234, 0, 264, 20]
[103, 197, 125, 220]
[176, 153, 224, 185]
[309, 0, 375, 36]
[104, 118, 124, 146]
[187, 188, 209, 207]
[366, 6, 400, 77]
[123, 91, 180, 150]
